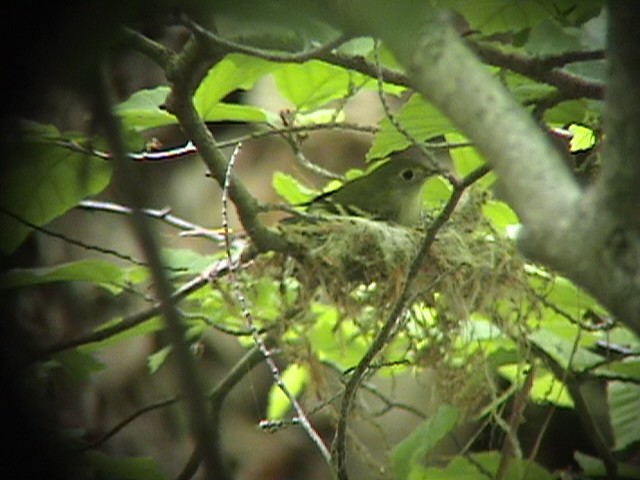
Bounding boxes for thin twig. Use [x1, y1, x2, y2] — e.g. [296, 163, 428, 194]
[333, 163, 491, 480]
[372, 40, 443, 174]
[0, 206, 147, 267]
[495, 366, 534, 480]
[77, 199, 224, 241]
[33, 254, 211, 361]
[120, 26, 175, 70]
[220, 143, 335, 473]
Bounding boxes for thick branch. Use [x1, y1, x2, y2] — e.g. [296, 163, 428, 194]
[470, 41, 605, 100]
[164, 38, 289, 253]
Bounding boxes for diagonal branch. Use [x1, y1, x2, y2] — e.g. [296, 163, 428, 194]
[163, 35, 289, 253]
[90, 70, 220, 480]
[333, 164, 491, 480]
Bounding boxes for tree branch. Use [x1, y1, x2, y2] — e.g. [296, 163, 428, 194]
[469, 41, 605, 100]
[90, 70, 221, 480]
[164, 35, 289, 253]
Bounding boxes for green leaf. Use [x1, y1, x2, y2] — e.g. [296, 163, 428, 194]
[306, 303, 369, 370]
[148, 346, 172, 374]
[568, 124, 596, 152]
[161, 248, 222, 276]
[608, 381, 640, 451]
[199, 102, 277, 125]
[482, 200, 520, 236]
[52, 349, 104, 382]
[0, 126, 112, 254]
[1, 259, 129, 294]
[498, 364, 573, 407]
[543, 99, 589, 125]
[529, 328, 603, 372]
[86, 451, 166, 480]
[574, 452, 640, 479]
[266, 363, 310, 420]
[272, 172, 318, 205]
[368, 94, 454, 160]
[391, 405, 459, 480]
[274, 60, 367, 110]
[422, 176, 453, 210]
[415, 451, 554, 480]
[194, 53, 277, 116]
[439, 0, 560, 34]
[525, 19, 581, 55]
[78, 316, 164, 354]
[595, 358, 640, 381]
[445, 133, 493, 185]
[115, 86, 177, 131]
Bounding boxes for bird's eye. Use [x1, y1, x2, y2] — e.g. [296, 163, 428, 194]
[400, 168, 415, 181]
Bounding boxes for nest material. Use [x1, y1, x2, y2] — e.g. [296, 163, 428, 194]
[261, 195, 526, 319]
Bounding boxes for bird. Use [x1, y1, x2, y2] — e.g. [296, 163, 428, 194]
[305, 154, 433, 226]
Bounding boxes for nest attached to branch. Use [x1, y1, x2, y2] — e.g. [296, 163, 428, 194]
[254, 196, 526, 322]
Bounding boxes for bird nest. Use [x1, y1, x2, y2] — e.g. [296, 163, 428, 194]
[252, 194, 526, 322]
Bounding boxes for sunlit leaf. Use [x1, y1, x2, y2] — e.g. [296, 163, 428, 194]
[498, 364, 573, 407]
[529, 328, 603, 371]
[307, 303, 368, 369]
[482, 200, 520, 235]
[422, 175, 453, 210]
[568, 124, 596, 152]
[445, 132, 492, 184]
[266, 363, 310, 420]
[195, 53, 278, 116]
[274, 60, 368, 110]
[161, 248, 222, 276]
[272, 172, 318, 205]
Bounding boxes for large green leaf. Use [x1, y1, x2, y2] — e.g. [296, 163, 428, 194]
[274, 60, 369, 110]
[116, 86, 277, 130]
[608, 381, 640, 451]
[367, 94, 455, 160]
[391, 405, 459, 480]
[0, 126, 112, 254]
[194, 53, 278, 117]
